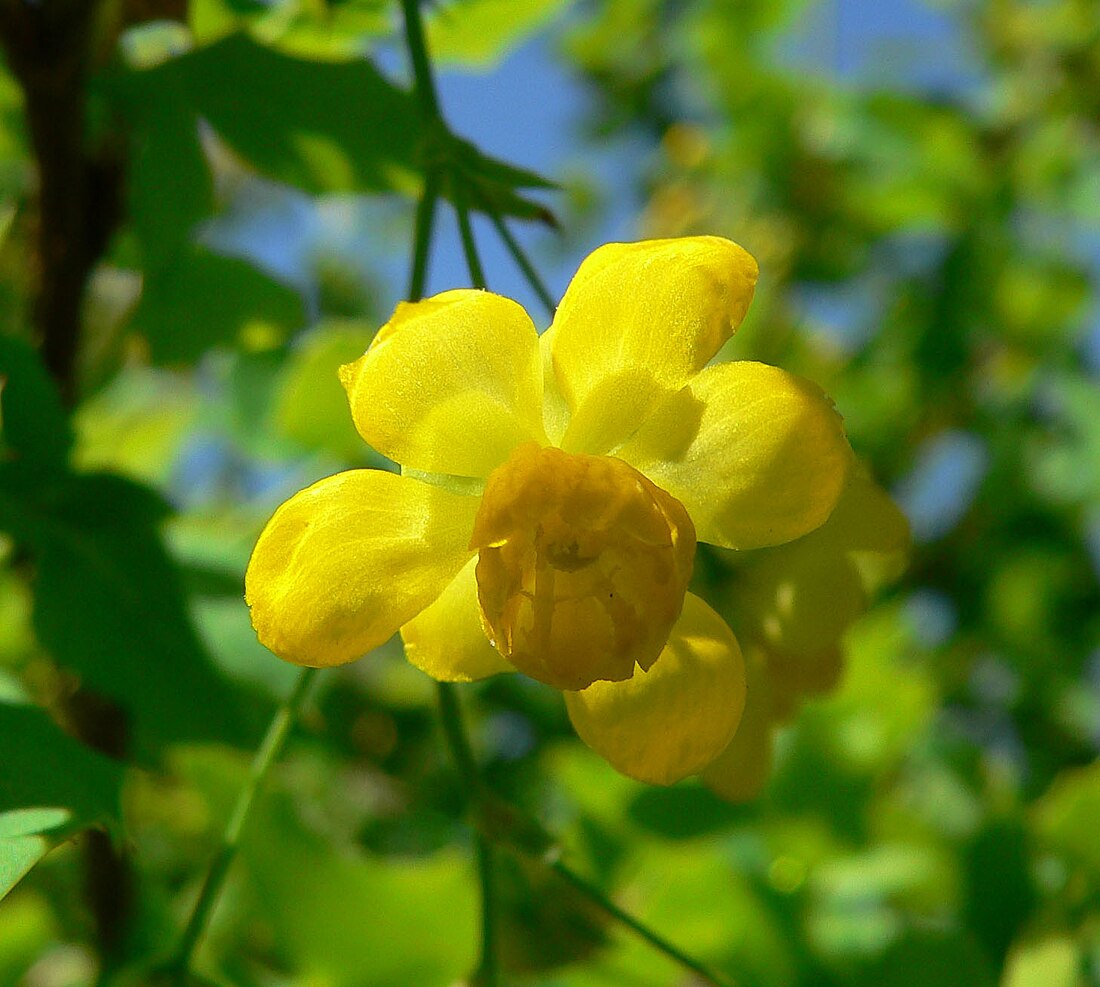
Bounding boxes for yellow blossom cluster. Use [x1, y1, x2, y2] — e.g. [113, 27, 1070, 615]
[245, 237, 902, 793]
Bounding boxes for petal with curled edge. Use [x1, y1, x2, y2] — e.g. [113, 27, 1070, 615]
[547, 237, 758, 456]
[340, 290, 547, 478]
[402, 556, 514, 682]
[564, 593, 745, 786]
[246, 470, 478, 667]
[616, 361, 854, 550]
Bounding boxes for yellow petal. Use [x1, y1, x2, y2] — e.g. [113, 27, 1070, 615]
[765, 645, 845, 716]
[470, 443, 695, 691]
[617, 361, 854, 550]
[547, 237, 758, 456]
[700, 647, 775, 802]
[564, 593, 745, 785]
[340, 290, 547, 478]
[741, 555, 867, 664]
[402, 556, 513, 682]
[800, 470, 911, 591]
[729, 470, 909, 693]
[246, 470, 478, 667]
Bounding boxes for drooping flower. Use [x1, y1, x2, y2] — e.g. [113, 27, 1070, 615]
[245, 237, 856, 787]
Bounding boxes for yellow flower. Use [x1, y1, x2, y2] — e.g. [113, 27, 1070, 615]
[702, 472, 910, 801]
[245, 237, 855, 786]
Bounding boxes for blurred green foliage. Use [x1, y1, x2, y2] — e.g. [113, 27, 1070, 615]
[1, 0, 1099, 985]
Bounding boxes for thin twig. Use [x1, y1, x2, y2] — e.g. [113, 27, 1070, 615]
[436, 682, 499, 987]
[452, 172, 488, 290]
[548, 859, 738, 987]
[475, 190, 557, 317]
[408, 167, 440, 301]
[170, 667, 317, 975]
[400, 0, 442, 121]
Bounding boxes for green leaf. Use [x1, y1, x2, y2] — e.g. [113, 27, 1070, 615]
[73, 368, 198, 486]
[0, 699, 125, 900]
[451, 134, 559, 227]
[109, 64, 214, 268]
[0, 463, 254, 755]
[1032, 761, 1100, 878]
[0, 832, 49, 904]
[962, 819, 1036, 967]
[126, 33, 558, 224]
[130, 246, 304, 363]
[270, 320, 375, 461]
[626, 784, 750, 839]
[169, 33, 420, 195]
[0, 336, 72, 469]
[427, 0, 574, 69]
[189, 0, 391, 58]
[1003, 935, 1083, 987]
[176, 746, 478, 986]
[857, 928, 993, 987]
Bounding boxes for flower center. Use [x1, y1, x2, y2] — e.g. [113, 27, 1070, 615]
[470, 442, 696, 690]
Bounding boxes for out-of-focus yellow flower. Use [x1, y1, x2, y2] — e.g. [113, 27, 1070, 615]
[246, 237, 856, 787]
[703, 471, 910, 801]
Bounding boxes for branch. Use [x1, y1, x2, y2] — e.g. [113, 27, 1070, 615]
[0, 0, 122, 406]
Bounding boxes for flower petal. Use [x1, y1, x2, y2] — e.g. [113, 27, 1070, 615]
[564, 593, 745, 785]
[799, 470, 911, 590]
[547, 237, 758, 456]
[616, 361, 854, 550]
[246, 470, 478, 667]
[700, 647, 775, 802]
[340, 290, 547, 478]
[402, 556, 513, 682]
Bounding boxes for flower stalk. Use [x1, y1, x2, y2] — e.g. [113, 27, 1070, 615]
[169, 666, 317, 977]
[436, 683, 499, 987]
[472, 186, 557, 318]
[452, 172, 488, 291]
[409, 165, 440, 301]
[435, 676, 737, 987]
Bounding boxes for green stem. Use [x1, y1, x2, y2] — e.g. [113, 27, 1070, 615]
[400, 9, 728, 986]
[475, 192, 557, 317]
[408, 166, 440, 302]
[170, 667, 317, 974]
[436, 683, 499, 987]
[435, 681, 483, 794]
[452, 172, 488, 290]
[439, 681, 734, 987]
[471, 825, 500, 987]
[547, 860, 738, 987]
[400, 0, 442, 121]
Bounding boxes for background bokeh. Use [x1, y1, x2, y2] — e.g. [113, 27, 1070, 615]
[1, 1, 1099, 985]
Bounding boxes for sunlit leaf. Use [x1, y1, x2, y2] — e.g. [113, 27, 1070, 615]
[1002, 935, 1083, 987]
[271, 320, 375, 461]
[176, 746, 478, 986]
[427, 0, 574, 68]
[190, 0, 391, 57]
[1032, 761, 1100, 878]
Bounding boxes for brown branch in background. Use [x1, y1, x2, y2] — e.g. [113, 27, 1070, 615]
[0, 0, 123, 407]
[0, 0, 133, 969]
[63, 688, 134, 965]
